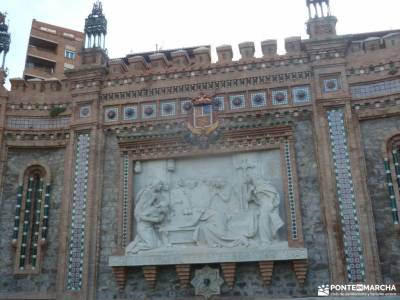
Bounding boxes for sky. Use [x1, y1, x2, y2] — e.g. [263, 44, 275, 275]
[2, 0, 400, 88]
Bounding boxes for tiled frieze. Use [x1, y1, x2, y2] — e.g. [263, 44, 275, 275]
[123, 106, 137, 120]
[350, 78, 400, 99]
[66, 133, 91, 291]
[292, 86, 311, 104]
[122, 153, 129, 247]
[101, 86, 312, 124]
[7, 116, 70, 129]
[323, 78, 340, 93]
[272, 90, 289, 105]
[105, 107, 118, 122]
[327, 109, 365, 282]
[212, 96, 225, 111]
[284, 141, 298, 240]
[79, 105, 91, 118]
[142, 104, 157, 119]
[180, 100, 192, 114]
[229, 94, 246, 110]
[161, 101, 176, 117]
[250, 92, 267, 108]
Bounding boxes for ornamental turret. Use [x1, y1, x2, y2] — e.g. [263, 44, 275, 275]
[84, 1, 107, 49]
[0, 12, 11, 84]
[306, 0, 337, 40]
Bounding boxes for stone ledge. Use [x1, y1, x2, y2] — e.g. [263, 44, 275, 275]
[109, 247, 308, 266]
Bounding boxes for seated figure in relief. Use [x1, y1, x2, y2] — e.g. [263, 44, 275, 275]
[125, 181, 169, 254]
[191, 178, 248, 247]
[245, 175, 284, 245]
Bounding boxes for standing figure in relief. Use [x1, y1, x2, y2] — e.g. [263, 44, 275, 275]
[125, 181, 169, 254]
[246, 175, 284, 244]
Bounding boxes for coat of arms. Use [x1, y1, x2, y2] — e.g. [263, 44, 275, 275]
[184, 94, 221, 149]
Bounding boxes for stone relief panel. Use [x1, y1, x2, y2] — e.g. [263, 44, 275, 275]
[125, 150, 288, 255]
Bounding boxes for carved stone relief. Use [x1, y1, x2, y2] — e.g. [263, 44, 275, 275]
[125, 150, 288, 255]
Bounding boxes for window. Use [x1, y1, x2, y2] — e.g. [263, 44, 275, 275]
[65, 50, 76, 60]
[12, 165, 51, 274]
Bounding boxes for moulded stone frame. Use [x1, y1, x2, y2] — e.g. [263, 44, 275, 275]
[115, 126, 306, 253]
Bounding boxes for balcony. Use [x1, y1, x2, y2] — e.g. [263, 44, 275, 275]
[29, 35, 58, 52]
[24, 64, 55, 80]
[27, 45, 57, 62]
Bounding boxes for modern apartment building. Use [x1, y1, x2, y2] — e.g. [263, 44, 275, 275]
[23, 19, 84, 80]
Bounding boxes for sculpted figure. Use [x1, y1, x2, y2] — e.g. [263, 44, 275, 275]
[170, 178, 195, 216]
[191, 179, 248, 247]
[125, 181, 169, 254]
[246, 175, 284, 244]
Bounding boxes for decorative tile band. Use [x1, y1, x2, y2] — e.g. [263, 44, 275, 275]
[41, 184, 51, 242]
[7, 117, 70, 129]
[383, 158, 400, 224]
[19, 177, 34, 269]
[30, 178, 44, 268]
[12, 185, 23, 244]
[350, 78, 400, 99]
[284, 141, 298, 240]
[122, 153, 129, 247]
[327, 109, 365, 282]
[67, 133, 91, 291]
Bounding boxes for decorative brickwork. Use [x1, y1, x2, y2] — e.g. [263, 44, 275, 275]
[7, 116, 70, 129]
[100, 71, 314, 101]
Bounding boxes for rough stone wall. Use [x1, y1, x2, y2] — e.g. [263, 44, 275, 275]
[96, 119, 330, 299]
[360, 116, 400, 283]
[0, 148, 65, 293]
[97, 134, 120, 297]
